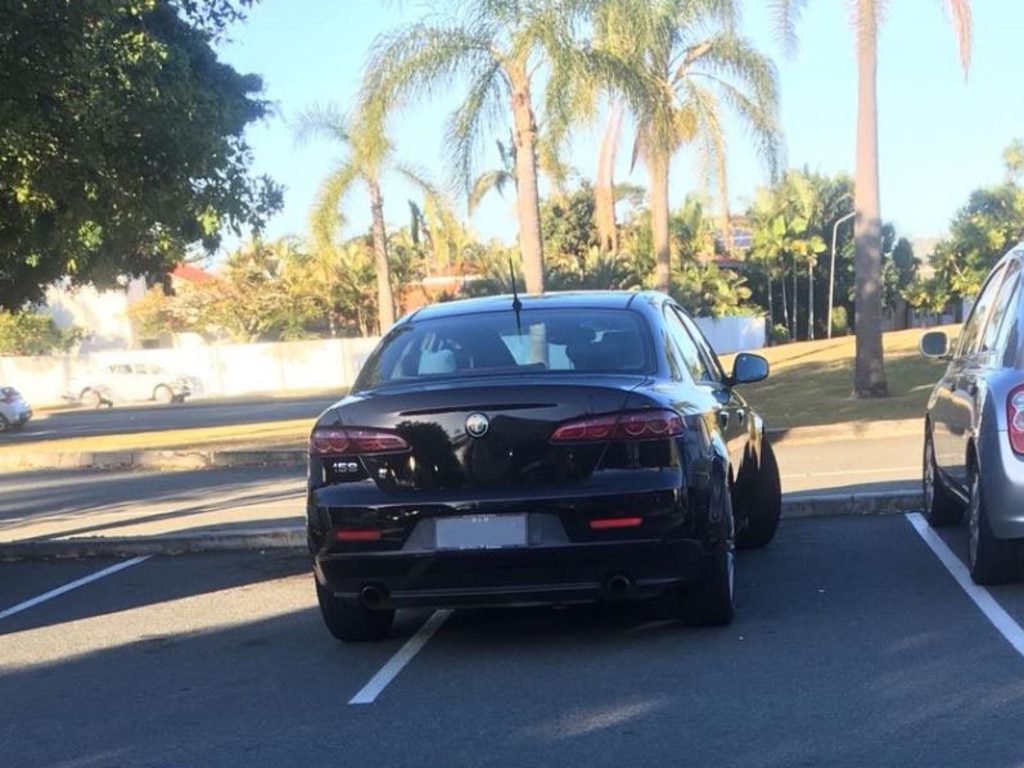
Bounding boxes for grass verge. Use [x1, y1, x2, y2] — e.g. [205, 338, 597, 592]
[725, 325, 956, 429]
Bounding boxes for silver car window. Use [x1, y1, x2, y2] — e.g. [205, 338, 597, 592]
[957, 264, 1006, 358]
[982, 260, 1021, 361]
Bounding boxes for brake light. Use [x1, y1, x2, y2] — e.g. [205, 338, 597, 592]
[550, 409, 684, 442]
[589, 516, 642, 530]
[1008, 385, 1024, 455]
[309, 427, 409, 455]
[333, 528, 382, 542]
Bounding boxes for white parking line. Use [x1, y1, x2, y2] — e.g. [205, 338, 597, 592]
[0, 556, 150, 622]
[349, 609, 453, 705]
[905, 513, 1024, 658]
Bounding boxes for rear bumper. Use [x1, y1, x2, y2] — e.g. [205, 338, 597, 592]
[313, 538, 714, 609]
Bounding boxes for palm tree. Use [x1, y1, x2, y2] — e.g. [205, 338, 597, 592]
[293, 105, 400, 332]
[773, 0, 972, 396]
[295, 105, 441, 333]
[361, 0, 594, 295]
[595, 0, 781, 294]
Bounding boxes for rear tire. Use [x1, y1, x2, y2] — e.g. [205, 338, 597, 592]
[736, 439, 782, 549]
[315, 579, 394, 643]
[0, 414, 9, 433]
[967, 469, 1018, 585]
[659, 480, 735, 627]
[80, 389, 103, 409]
[684, 547, 735, 626]
[922, 428, 962, 527]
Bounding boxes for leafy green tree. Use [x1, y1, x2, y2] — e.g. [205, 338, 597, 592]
[925, 183, 1024, 310]
[672, 194, 718, 265]
[0, 311, 82, 356]
[294, 104, 420, 333]
[361, 0, 596, 295]
[596, 0, 780, 294]
[774, 0, 972, 396]
[0, 0, 280, 311]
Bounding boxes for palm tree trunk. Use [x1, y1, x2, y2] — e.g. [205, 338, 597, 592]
[808, 258, 815, 340]
[368, 177, 395, 333]
[595, 105, 623, 253]
[781, 270, 790, 337]
[792, 254, 798, 340]
[509, 71, 545, 294]
[853, 0, 888, 396]
[649, 152, 671, 294]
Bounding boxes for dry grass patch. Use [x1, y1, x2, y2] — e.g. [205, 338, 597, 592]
[724, 325, 958, 429]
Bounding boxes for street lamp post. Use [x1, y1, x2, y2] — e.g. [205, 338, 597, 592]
[828, 211, 856, 339]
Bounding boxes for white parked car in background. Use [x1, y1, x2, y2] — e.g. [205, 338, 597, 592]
[67, 363, 203, 408]
[0, 386, 33, 432]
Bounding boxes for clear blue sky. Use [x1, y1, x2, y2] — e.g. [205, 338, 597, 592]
[215, 0, 1022, 255]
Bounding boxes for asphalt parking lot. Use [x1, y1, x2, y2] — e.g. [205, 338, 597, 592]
[4, 515, 1024, 768]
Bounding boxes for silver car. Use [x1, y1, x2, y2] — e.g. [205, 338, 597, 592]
[68, 363, 200, 408]
[0, 386, 32, 432]
[920, 243, 1024, 584]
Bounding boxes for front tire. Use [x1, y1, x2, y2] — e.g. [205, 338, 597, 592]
[315, 579, 394, 643]
[154, 385, 174, 404]
[922, 427, 962, 527]
[0, 414, 9, 433]
[967, 469, 1017, 585]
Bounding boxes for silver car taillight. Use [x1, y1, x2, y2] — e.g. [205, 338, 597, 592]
[1007, 385, 1024, 455]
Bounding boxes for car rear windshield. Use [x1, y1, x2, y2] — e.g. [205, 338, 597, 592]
[354, 308, 654, 390]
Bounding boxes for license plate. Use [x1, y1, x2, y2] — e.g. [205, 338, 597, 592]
[436, 514, 527, 550]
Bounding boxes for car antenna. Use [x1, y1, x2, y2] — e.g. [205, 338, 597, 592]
[509, 257, 523, 336]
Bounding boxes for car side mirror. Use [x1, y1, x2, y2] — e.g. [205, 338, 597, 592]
[919, 330, 950, 360]
[729, 353, 769, 386]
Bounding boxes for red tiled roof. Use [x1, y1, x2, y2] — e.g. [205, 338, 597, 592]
[171, 264, 217, 284]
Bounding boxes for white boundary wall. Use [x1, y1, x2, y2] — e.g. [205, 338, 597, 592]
[1, 315, 764, 407]
[693, 315, 765, 354]
[0, 337, 381, 407]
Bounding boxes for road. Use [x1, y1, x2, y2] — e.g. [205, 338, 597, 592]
[8, 393, 338, 443]
[775, 433, 921, 495]
[0, 466, 303, 542]
[4, 515, 1024, 767]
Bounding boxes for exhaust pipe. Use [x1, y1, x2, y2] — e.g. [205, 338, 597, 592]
[603, 572, 635, 600]
[359, 584, 387, 609]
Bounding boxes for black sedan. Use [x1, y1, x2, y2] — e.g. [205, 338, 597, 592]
[306, 291, 781, 641]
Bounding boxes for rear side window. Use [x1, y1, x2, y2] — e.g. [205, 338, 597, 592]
[355, 308, 653, 389]
[981, 260, 1021, 362]
[957, 264, 1006, 358]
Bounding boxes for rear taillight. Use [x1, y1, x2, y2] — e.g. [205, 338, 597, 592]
[309, 427, 409, 456]
[1008, 385, 1024, 455]
[550, 409, 684, 443]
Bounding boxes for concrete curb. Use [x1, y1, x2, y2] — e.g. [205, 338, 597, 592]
[0, 528, 305, 561]
[0, 449, 307, 471]
[0, 492, 922, 561]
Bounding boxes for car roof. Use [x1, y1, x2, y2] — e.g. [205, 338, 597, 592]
[403, 290, 661, 323]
